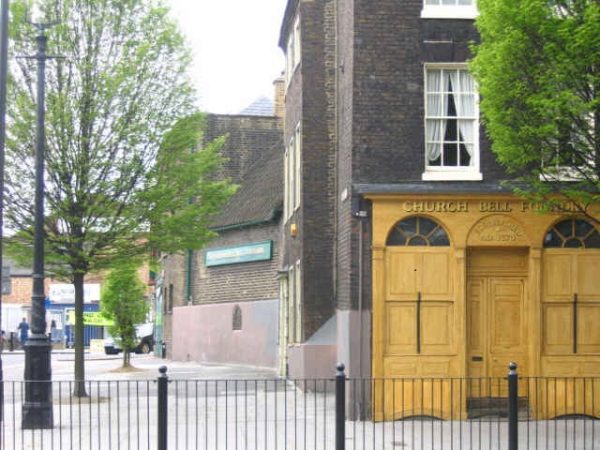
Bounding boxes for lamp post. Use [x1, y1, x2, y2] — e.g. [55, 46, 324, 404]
[21, 18, 57, 430]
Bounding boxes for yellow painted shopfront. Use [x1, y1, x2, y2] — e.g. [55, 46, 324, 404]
[369, 195, 600, 420]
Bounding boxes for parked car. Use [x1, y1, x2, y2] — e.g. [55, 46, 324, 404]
[104, 323, 154, 355]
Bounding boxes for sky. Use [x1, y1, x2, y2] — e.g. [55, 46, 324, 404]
[166, 0, 287, 115]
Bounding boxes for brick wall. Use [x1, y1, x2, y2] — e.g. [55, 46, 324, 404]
[1, 269, 143, 305]
[2, 277, 36, 304]
[333, 1, 509, 312]
[335, 0, 356, 311]
[204, 114, 282, 184]
[343, 3, 507, 183]
[160, 252, 186, 351]
[162, 223, 281, 358]
[193, 223, 281, 304]
[281, 0, 337, 341]
[161, 112, 283, 356]
[273, 77, 286, 119]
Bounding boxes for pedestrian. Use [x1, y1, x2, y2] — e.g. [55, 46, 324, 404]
[17, 317, 30, 345]
[50, 319, 58, 343]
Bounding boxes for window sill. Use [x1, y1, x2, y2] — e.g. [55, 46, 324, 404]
[539, 168, 596, 182]
[422, 170, 483, 181]
[420, 6, 478, 19]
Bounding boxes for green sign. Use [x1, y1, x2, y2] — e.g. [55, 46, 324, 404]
[66, 310, 114, 327]
[205, 241, 273, 267]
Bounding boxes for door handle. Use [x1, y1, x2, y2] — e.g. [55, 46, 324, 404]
[471, 356, 483, 362]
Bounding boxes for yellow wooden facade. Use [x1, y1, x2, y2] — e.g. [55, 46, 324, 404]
[369, 195, 600, 420]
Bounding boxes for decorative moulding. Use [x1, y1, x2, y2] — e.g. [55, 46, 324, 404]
[467, 214, 530, 247]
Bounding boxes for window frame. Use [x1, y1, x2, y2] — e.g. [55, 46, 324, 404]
[294, 260, 302, 343]
[420, 0, 478, 19]
[422, 63, 482, 181]
[543, 218, 600, 249]
[285, 34, 294, 86]
[294, 123, 302, 212]
[232, 305, 242, 331]
[293, 15, 301, 69]
[386, 216, 451, 247]
[167, 283, 173, 314]
[290, 136, 295, 216]
[540, 119, 597, 182]
[284, 122, 301, 222]
[284, 146, 289, 220]
[284, 136, 295, 222]
[288, 265, 296, 343]
[285, 14, 301, 87]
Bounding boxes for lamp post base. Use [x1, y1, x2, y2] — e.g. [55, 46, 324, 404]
[22, 334, 53, 429]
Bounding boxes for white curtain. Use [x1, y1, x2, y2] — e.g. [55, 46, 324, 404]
[449, 70, 475, 160]
[426, 70, 446, 163]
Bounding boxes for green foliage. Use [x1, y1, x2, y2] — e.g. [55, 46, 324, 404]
[3, 0, 234, 386]
[471, 0, 600, 221]
[100, 260, 148, 364]
[5, 0, 198, 275]
[140, 113, 237, 254]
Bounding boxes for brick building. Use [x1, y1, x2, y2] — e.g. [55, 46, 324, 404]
[160, 91, 284, 368]
[1, 259, 36, 332]
[0, 259, 118, 344]
[278, 0, 599, 419]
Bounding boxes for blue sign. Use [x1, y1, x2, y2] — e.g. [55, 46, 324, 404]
[205, 241, 273, 267]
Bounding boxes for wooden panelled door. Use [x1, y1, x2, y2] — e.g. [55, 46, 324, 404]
[376, 216, 457, 420]
[467, 248, 528, 397]
[539, 249, 600, 418]
[380, 246, 457, 419]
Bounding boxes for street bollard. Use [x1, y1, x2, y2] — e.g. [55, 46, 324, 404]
[508, 362, 518, 450]
[157, 366, 168, 450]
[336, 363, 346, 450]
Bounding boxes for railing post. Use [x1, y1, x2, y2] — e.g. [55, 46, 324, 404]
[158, 366, 168, 450]
[336, 363, 346, 450]
[508, 362, 518, 450]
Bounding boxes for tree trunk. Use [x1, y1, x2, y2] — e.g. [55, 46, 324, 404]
[123, 349, 131, 368]
[73, 272, 88, 397]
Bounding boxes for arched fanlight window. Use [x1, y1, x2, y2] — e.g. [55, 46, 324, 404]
[543, 218, 600, 248]
[232, 305, 242, 331]
[386, 216, 450, 246]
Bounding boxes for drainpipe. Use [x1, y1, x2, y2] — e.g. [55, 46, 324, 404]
[354, 200, 368, 420]
[186, 250, 193, 305]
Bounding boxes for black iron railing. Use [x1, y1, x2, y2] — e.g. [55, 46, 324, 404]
[0, 364, 599, 449]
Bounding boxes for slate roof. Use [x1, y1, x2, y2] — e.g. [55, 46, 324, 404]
[238, 96, 274, 117]
[211, 139, 283, 230]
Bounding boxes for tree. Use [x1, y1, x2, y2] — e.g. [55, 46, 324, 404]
[4, 0, 235, 395]
[470, 0, 600, 223]
[100, 259, 148, 368]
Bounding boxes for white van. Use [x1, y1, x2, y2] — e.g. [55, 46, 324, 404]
[103, 323, 154, 355]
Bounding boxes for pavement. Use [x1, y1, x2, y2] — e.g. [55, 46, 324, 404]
[0, 351, 288, 449]
[1, 353, 599, 449]
[0, 348, 278, 381]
